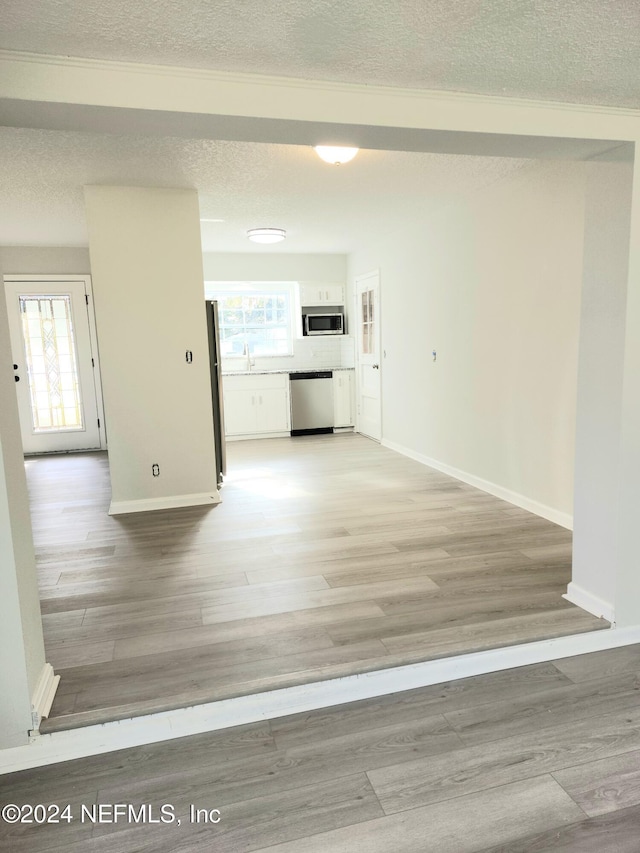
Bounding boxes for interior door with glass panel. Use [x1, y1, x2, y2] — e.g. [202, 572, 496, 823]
[4, 280, 101, 453]
[355, 270, 382, 441]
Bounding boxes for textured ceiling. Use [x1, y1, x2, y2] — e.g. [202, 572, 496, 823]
[0, 127, 532, 250]
[1, 0, 639, 108]
[0, 2, 635, 249]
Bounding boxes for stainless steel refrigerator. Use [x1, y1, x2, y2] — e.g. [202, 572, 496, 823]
[205, 300, 227, 488]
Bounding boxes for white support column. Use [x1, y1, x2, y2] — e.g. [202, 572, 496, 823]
[84, 186, 219, 513]
[569, 148, 640, 629]
[0, 261, 52, 747]
[614, 154, 640, 627]
[568, 154, 635, 623]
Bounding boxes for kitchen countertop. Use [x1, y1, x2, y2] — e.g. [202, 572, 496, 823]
[222, 367, 354, 376]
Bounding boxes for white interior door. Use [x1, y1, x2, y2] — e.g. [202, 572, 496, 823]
[355, 270, 382, 441]
[4, 278, 102, 453]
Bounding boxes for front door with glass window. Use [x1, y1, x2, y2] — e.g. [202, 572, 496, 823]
[4, 279, 101, 453]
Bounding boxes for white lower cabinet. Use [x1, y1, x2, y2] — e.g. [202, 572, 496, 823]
[223, 373, 291, 438]
[333, 369, 354, 427]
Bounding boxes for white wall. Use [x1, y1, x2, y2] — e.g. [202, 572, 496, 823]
[0, 247, 91, 275]
[568, 158, 634, 621]
[84, 186, 218, 512]
[0, 256, 47, 747]
[348, 160, 587, 521]
[203, 253, 346, 282]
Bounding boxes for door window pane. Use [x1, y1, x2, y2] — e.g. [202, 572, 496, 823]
[361, 290, 374, 354]
[20, 295, 84, 432]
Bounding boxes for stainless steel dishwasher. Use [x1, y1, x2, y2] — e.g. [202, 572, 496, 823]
[290, 371, 334, 436]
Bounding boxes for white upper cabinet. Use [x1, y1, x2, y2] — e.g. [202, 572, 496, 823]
[299, 283, 345, 306]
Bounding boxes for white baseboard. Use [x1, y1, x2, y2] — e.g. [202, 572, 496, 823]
[3, 624, 639, 774]
[563, 582, 615, 623]
[109, 492, 221, 515]
[31, 664, 60, 730]
[382, 439, 573, 530]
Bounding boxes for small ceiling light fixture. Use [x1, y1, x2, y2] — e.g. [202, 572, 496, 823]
[314, 145, 359, 165]
[246, 227, 287, 244]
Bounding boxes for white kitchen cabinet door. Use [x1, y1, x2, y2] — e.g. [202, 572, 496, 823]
[333, 370, 354, 427]
[222, 387, 257, 436]
[299, 283, 345, 306]
[252, 374, 291, 435]
[324, 284, 345, 304]
[222, 373, 290, 437]
[259, 387, 291, 432]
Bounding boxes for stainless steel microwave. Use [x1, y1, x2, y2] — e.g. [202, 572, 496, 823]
[303, 313, 344, 336]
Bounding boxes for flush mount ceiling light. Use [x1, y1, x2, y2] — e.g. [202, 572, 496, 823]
[246, 227, 287, 244]
[314, 146, 359, 165]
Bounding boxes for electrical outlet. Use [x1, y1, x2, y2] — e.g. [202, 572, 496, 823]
[152, 463, 160, 477]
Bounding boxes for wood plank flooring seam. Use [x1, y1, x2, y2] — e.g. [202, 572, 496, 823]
[549, 773, 596, 819]
[439, 672, 640, 750]
[548, 743, 640, 814]
[365, 705, 640, 817]
[473, 801, 640, 853]
[365, 767, 559, 819]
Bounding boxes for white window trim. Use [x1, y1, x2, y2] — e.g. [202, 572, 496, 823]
[204, 281, 297, 359]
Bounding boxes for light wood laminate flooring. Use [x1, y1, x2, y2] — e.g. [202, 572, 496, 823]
[27, 434, 607, 732]
[2, 644, 639, 852]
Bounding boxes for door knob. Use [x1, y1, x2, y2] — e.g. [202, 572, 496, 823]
[15, 375, 20, 382]
[372, 364, 380, 369]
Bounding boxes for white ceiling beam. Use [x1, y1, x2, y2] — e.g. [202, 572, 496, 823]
[0, 50, 639, 157]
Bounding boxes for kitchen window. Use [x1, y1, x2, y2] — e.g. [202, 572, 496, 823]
[205, 282, 294, 357]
